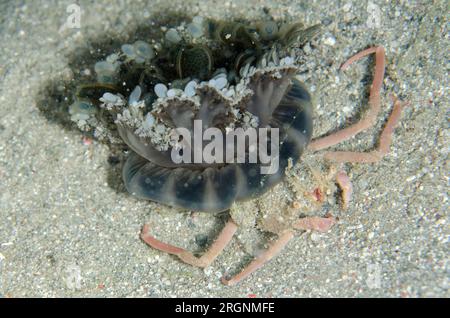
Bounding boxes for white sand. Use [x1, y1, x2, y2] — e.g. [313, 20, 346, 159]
[0, 0, 448, 297]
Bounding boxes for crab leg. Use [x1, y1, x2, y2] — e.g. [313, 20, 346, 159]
[141, 219, 238, 268]
[323, 97, 407, 162]
[221, 230, 295, 286]
[221, 216, 336, 286]
[309, 46, 385, 151]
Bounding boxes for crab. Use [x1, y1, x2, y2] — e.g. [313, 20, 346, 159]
[139, 46, 408, 286]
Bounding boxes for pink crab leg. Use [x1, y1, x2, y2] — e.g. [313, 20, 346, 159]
[221, 230, 295, 286]
[309, 46, 385, 151]
[336, 171, 352, 210]
[378, 96, 407, 154]
[141, 219, 238, 268]
[323, 97, 407, 163]
[221, 216, 337, 286]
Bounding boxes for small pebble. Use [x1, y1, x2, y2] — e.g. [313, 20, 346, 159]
[323, 34, 337, 46]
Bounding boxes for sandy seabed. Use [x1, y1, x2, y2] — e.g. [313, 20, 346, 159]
[0, 0, 448, 297]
